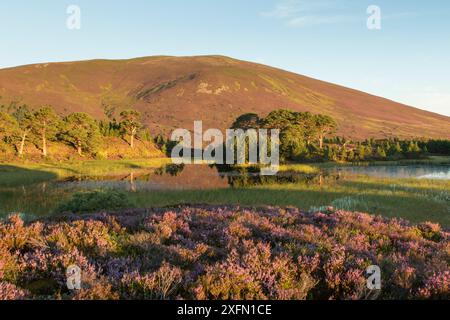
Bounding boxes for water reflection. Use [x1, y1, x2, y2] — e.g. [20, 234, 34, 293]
[55, 164, 228, 191]
[223, 169, 337, 188]
[418, 172, 450, 180]
[1, 163, 448, 217]
[331, 165, 450, 180]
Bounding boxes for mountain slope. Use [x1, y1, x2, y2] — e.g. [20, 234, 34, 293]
[0, 55, 448, 139]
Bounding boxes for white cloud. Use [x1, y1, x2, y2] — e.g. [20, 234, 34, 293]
[287, 14, 357, 27]
[261, 0, 350, 27]
[261, 0, 417, 28]
[383, 12, 418, 20]
[261, 3, 299, 18]
[261, 0, 332, 19]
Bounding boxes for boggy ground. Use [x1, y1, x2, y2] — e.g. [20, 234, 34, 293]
[0, 205, 448, 300]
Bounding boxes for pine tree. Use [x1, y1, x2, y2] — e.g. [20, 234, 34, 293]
[60, 113, 101, 156]
[12, 106, 34, 157]
[376, 146, 387, 159]
[120, 110, 142, 149]
[347, 150, 355, 162]
[357, 145, 366, 161]
[32, 106, 60, 157]
[0, 112, 19, 152]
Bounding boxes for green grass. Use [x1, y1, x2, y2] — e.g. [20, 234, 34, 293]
[314, 156, 450, 168]
[0, 158, 171, 187]
[0, 165, 58, 187]
[234, 163, 319, 174]
[278, 164, 320, 174]
[128, 176, 450, 227]
[1, 159, 448, 227]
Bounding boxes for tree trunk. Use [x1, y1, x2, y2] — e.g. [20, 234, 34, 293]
[130, 172, 136, 192]
[319, 134, 324, 150]
[130, 126, 138, 149]
[19, 132, 27, 156]
[42, 127, 47, 157]
[75, 138, 83, 156]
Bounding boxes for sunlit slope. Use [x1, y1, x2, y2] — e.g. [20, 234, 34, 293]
[1, 55, 449, 139]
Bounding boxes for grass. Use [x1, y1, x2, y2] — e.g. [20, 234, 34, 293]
[1, 159, 448, 227]
[233, 163, 319, 174]
[314, 156, 450, 168]
[128, 176, 450, 227]
[0, 165, 58, 187]
[278, 164, 320, 174]
[0, 158, 171, 187]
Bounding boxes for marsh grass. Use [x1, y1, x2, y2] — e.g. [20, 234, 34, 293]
[314, 156, 450, 168]
[278, 164, 320, 174]
[0, 165, 58, 187]
[129, 176, 450, 227]
[1, 159, 449, 227]
[0, 158, 171, 187]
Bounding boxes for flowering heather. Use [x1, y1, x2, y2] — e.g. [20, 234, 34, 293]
[0, 206, 448, 300]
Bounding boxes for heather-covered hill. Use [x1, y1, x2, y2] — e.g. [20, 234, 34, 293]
[0, 56, 449, 140]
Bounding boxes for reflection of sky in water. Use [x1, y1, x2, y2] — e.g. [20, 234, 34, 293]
[55, 165, 230, 191]
[1, 164, 449, 218]
[418, 172, 450, 180]
[334, 166, 450, 180]
[55, 166, 450, 193]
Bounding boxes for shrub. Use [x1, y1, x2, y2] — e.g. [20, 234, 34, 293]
[0, 282, 29, 300]
[0, 206, 448, 300]
[194, 241, 317, 300]
[121, 263, 182, 300]
[56, 190, 133, 213]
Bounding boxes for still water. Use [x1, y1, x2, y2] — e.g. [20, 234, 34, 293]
[330, 165, 450, 180]
[0, 164, 448, 217]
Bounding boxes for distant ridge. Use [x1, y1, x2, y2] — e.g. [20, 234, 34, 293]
[0, 55, 449, 139]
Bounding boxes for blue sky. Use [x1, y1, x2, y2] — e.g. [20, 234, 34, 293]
[0, 0, 449, 116]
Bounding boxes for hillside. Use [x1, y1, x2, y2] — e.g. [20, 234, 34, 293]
[0, 55, 449, 139]
[0, 137, 163, 162]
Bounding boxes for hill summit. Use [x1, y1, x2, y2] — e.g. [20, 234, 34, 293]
[0, 55, 448, 139]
